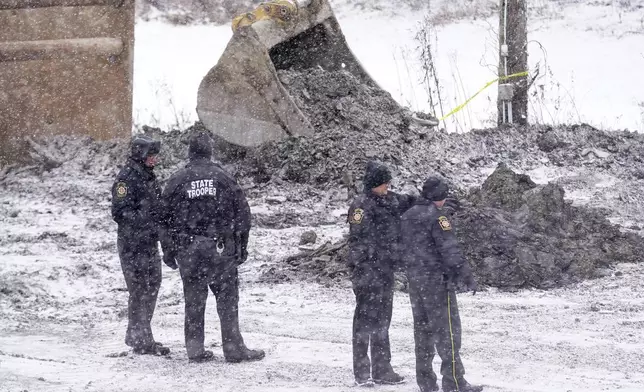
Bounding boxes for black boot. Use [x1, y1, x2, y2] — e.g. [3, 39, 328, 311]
[373, 370, 405, 385]
[443, 381, 483, 392]
[225, 347, 265, 363]
[189, 350, 215, 363]
[420, 382, 439, 392]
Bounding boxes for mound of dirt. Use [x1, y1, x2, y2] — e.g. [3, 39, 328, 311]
[241, 68, 421, 186]
[456, 163, 644, 289]
[259, 240, 351, 286]
[262, 164, 644, 290]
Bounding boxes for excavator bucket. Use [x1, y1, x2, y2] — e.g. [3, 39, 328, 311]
[197, 0, 411, 148]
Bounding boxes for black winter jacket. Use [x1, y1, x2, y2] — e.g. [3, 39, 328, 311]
[347, 190, 416, 282]
[162, 157, 251, 252]
[400, 198, 466, 277]
[111, 159, 163, 247]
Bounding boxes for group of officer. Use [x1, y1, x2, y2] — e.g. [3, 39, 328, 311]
[111, 132, 482, 391]
[111, 131, 263, 363]
[347, 161, 482, 392]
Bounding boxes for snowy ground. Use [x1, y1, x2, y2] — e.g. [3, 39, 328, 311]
[133, 0, 644, 133]
[2, 159, 644, 392]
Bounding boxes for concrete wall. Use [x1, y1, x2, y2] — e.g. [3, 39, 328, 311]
[0, 0, 135, 163]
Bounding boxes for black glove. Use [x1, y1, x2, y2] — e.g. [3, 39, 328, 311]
[235, 231, 249, 265]
[445, 265, 477, 295]
[162, 252, 178, 270]
[461, 273, 478, 295]
[158, 228, 178, 270]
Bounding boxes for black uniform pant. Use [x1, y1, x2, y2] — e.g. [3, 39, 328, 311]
[352, 272, 395, 380]
[408, 273, 465, 391]
[178, 236, 245, 359]
[118, 238, 162, 350]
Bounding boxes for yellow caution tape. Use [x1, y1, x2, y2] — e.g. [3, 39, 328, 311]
[439, 71, 529, 122]
[447, 292, 459, 390]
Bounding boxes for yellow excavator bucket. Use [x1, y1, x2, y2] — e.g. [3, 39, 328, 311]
[197, 0, 377, 147]
[197, 0, 431, 148]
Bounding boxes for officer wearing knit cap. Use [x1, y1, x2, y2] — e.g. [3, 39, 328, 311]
[346, 160, 416, 387]
[400, 175, 482, 392]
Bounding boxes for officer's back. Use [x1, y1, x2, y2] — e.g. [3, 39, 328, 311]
[162, 131, 262, 363]
[164, 133, 250, 239]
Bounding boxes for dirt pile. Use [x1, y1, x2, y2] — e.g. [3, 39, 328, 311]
[241, 68, 423, 186]
[456, 163, 644, 289]
[261, 164, 644, 290]
[260, 240, 351, 286]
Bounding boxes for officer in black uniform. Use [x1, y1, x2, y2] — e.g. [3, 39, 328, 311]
[346, 161, 415, 387]
[400, 176, 482, 392]
[162, 131, 264, 363]
[111, 135, 170, 356]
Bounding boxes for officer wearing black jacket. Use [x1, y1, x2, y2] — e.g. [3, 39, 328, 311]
[400, 176, 482, 392]
[162, 131, 264, 363]
[111, 135, 170, 356]
[347, 161, 415, 387]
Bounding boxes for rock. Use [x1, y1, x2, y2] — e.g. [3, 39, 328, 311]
[581, 148, 611, 159]
[632, 169, 644, 180]
[537, 132, 565, 152]
[266, 196, 287, 204]
[468, 162, 537, 211]
[300, 230, 317, 245]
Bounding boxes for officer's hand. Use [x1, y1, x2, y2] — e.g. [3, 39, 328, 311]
[241, 248, 248, 262]
[236, 249, 248, 266]
[463, 274, 478, 295]
[163, 253, 178, 270]
[443, 198, 461, 216]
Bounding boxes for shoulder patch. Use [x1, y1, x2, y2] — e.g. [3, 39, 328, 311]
[438, 215, 452, 231]
[349, 208, 364, 224]
[115, 182, 128, 198]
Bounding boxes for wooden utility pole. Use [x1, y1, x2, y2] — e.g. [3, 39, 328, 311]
[498, 0, 528, 125]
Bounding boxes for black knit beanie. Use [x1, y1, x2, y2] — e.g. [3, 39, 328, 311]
[422, 176, 449, 201]
[363, 161, 392, 191]
[189, 131, 213, 160]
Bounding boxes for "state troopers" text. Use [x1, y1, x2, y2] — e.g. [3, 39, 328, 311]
[187, 179, 217, 198]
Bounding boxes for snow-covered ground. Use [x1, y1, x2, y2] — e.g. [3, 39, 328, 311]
[133, 0, 644, 133]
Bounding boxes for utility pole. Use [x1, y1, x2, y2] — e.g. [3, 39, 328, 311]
[498, 0, 528, 125]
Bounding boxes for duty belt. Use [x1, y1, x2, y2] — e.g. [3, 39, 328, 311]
[175, 232, 241, 262]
